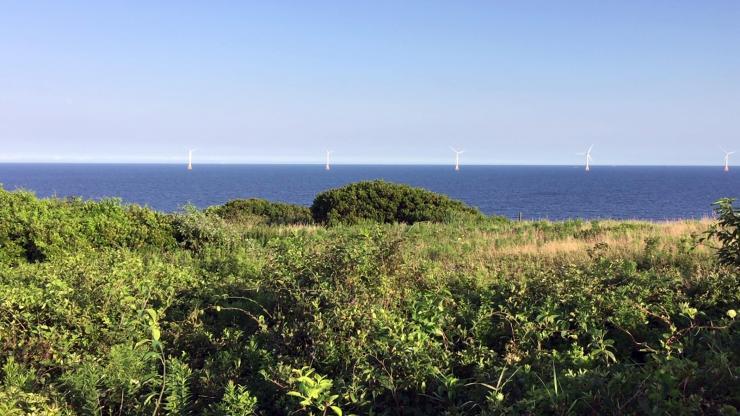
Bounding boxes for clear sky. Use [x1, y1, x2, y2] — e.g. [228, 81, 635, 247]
[1, 1, 738, 165]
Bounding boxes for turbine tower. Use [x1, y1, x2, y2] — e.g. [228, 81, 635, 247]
[577, 145, 593, 172]
[723, 149, 735, 172]
[325, 150, 333, 171]
[187, 149, 193, 171]
[450, 147, 464, 171]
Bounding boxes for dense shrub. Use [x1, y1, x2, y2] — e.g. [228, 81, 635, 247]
[311, 180, 481, 225]
[0, 188, 175, 264]
[171, 205, 241, 251]
[208, 198, 313, 226]
[0, 188, 737, 414]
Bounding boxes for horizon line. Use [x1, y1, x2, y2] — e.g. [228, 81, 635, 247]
[0, 161, 734, 168]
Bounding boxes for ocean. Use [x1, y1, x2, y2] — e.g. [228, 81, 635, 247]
[0, 164, 737, 220]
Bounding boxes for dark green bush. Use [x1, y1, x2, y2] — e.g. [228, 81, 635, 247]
[311, 180, 481, 225]
[208, 198, 313, 226]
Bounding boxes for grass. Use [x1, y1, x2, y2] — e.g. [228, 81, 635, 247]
[402, 218, 713, 271]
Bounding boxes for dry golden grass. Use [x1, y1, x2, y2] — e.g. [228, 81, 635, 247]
[500, 220, 709, 258]
[403, 218, 716, 269]
[492, 220, 711, 257]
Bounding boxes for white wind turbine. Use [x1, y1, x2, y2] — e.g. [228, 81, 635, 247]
[450, 147, 464, 171]
[722, 149, 735, 172]
[325, 150, 333, 171]
[577, 145, 593, 171]
[187, 149, 194, 170]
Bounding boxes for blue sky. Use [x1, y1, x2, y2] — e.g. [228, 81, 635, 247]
[1, 1, 738, 165]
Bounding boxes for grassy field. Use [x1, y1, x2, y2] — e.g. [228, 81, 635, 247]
[0, 185, 737, 415]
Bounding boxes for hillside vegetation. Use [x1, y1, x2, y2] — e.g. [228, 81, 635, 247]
[207, 199, 313, 226]
[0, 184, 737, 415]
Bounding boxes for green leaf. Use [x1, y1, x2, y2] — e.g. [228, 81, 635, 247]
[145, 308, 157, 321]
[330, 405, 343, 416]
[151, 326, 161, 341]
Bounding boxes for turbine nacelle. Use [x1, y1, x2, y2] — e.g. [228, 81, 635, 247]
[450, 147, 465, 155]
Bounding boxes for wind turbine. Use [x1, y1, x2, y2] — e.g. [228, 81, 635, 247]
[577, 145, 593, 171]
[722, 149, 735, 172]
[450, 147, 464, 171]
[325, 150, 333, 171]
[187, 149, 194, 171]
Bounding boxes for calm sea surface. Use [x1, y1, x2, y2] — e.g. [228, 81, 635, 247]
[0, 164, 737, 220]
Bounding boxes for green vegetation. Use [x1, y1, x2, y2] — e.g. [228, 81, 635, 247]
[0, 185, 737, 415]
[207, 199, 313, 226]
[311, 180, 483, 224]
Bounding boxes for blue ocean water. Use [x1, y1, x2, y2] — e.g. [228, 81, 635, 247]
[0, 164, 737, 220]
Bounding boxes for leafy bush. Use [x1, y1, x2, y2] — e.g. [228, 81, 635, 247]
[0, 188, 175, 264]
[311, 180, 481, 225]
[213, 381, 258, 415]
[208, 198, 313, 226]
[171, 205, 240, 251]
[704, 198, 740, 268]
